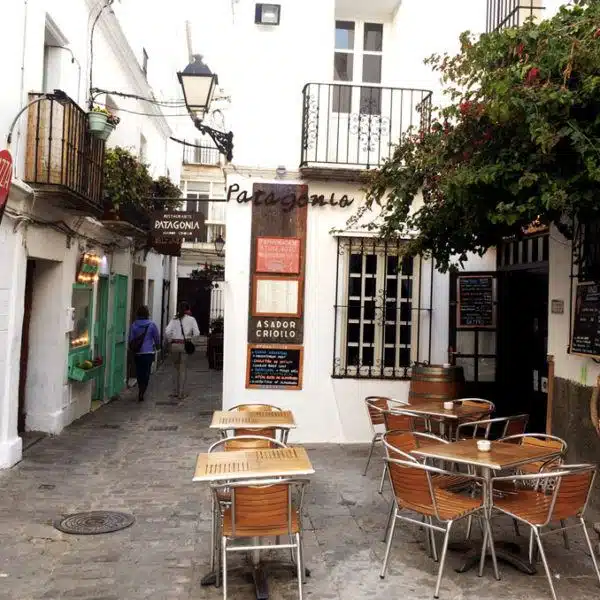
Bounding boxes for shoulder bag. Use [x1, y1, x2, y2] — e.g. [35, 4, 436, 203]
[180, 318, 196, 355]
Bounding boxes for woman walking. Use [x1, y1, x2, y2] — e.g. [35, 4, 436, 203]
[165, 301, 200, 399]
[128, 306, 160, 402]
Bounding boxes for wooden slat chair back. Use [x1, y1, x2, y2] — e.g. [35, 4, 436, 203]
[383, 409, 414, 432]
[502, 413, 529, 437]
[552, 467, 595, 521]
[499, 434, 567, 475]
[456, 415, 529, 441]
[228, 404, 282, 440]
[365, 396, 389, 427]
[455, 398, 495, 422]
[387, 459, 436, 516]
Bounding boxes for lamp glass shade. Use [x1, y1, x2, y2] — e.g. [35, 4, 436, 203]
[177, 55, 218, 120]
[214, 235, 225, 257]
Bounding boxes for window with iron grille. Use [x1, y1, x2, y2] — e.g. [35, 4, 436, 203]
[333, 238, 414, 379]
[486, 0, 544, 33]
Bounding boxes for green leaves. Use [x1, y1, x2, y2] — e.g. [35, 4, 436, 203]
[364, 0, 600, 271]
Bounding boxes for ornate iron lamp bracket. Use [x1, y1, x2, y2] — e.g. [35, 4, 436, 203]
[194, 118, 233, 162]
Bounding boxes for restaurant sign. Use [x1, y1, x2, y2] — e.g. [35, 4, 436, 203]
[0, 149, 13, 226]
[151, 211, 205, 241]
[248, 316, 303, 344]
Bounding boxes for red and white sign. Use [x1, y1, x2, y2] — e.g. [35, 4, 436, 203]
[0, 149, 13, 226]
[256, 237, 301, 274]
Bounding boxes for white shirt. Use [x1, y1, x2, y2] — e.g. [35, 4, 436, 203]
[165, 314, 200, 341]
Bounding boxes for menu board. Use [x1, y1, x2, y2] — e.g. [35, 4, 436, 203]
[571, 283, 600, 357]
[457, 276, 495, 328]
[256, 237, 301, 274]
[246, 344, 303, 390]
[253, 276, 301, 317]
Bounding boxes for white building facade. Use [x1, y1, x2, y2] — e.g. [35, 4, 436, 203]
[188, 0, 487, 443]
[0, 0, 186, 468]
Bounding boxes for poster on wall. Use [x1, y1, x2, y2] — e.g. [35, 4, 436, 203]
[252, 276, 301, 317]
[256, 237, 301, 274]
[0, 149, 13, 226]
[246, 344, 303, 390]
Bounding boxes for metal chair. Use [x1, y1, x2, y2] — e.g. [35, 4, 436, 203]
[454, 398, 495, 419]
[491, 464, 600, 600]
[456, 414, 529, 442]
[207, 435, 287, 585]
[363, 396, 392, 477]
[215, 476, 309, 600]
[229, 404, 283, 412]
[380, 457, 498, 598]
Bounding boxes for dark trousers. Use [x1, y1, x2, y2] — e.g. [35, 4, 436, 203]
[134, 353, 154, 398]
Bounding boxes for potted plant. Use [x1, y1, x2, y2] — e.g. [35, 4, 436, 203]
[88, 106, 109, 134]
[96, 112, 121, 142]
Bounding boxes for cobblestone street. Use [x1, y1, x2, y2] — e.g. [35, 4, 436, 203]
[0, 354, 599, 600]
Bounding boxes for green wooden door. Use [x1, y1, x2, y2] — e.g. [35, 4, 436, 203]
[93, 276, 109, 401]
[108, 274, 128, 398]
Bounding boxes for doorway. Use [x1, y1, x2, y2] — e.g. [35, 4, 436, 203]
[497, 269, 549, 432]
[92, 276, 109, 402]
[178, 277, 211, 335]
[18, 261, 36, 433]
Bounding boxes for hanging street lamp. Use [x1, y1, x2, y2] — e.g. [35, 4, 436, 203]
[177, 55, 234, 162]
[214, 234, 226, 257]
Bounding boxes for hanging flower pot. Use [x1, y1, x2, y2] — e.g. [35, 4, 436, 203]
[88, 111, 108, 134]
[95, 122, 115, 142]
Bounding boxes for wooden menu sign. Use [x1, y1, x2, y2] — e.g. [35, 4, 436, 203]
[457, 275, 495, 328]
[256, 237, 301, 274]
[246, 344, 303, 390]
[571, 283, 600, 357]
[246, 183, 307, 390]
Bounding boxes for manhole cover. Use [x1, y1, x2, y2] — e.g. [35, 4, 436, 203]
[54, 511, 135, 535]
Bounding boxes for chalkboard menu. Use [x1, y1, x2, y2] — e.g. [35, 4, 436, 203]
[246, 344, 303, 390]
[571, 283, 600, 357]
[457, 276, 495, 328]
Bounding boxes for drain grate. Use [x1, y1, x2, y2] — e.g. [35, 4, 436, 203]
[39, 484, 56, 490]
[148, 425, 179, 431]
[54, 511, 135, 535]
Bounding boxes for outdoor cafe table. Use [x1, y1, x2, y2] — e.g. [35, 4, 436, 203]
[401, 401, 487, 439]
[209, 410, 296, 442]
[412, 439, 562, 574]
[194, 446, 314, 598]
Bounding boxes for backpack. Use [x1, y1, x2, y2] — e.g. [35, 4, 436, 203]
[129, 324, 150, 353]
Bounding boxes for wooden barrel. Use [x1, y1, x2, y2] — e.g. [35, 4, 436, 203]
[409, 364, 464, 404]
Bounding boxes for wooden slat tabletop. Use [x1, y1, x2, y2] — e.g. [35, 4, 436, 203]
[209, 410, 296, 429]
[402, 402, 488, 421]
[412, 439, 561, 471]
[193, 446, 314, 482]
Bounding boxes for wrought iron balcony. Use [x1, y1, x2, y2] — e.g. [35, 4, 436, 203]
[24, 93, 104, 214]
[486, 0, 545, 33]
[300, 83, 433, 171]
[182, 144, 220, 166]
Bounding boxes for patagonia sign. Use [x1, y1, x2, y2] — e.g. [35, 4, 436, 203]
[151, 211, 206, 241]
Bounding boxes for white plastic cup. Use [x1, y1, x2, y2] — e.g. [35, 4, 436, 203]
[443, 401, 454, 410]
[477, 440, 491, 452]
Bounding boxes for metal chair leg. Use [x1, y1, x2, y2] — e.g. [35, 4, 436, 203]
[534, 527, 558, 600]
[560, 520, 570, 549]
[378, 463, 387, 494]
[210, 496, 216, 571]
[296, 532, 304, 600]
[380, 507, 398, 579]
[580, 517, 600, 585]
[513, 518, 521, 538]
[528, 527, 535, 564]
[222, 537, 227, 600]
[465, 515, 473, 541]
[299, 531, 307, 584]
[478, 517, 489, 577]
[382, 502, 395, 542]
[428, 517, 439, 562]
[434, 521, 453, 599]
[363, 435, 379, 475]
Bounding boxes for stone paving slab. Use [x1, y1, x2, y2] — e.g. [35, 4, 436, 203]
[0, 355, 598, 599]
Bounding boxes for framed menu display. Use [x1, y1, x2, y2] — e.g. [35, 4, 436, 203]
[246, 344, 303, 390]
[256, 237, 301, 274]
[252, 276, 301, 317]
[571, 282, 600, 357]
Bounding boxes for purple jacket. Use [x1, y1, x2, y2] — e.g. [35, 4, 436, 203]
[128, 319, 160, 354]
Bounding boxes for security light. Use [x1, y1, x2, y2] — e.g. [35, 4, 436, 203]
[255, 4, 281, 26]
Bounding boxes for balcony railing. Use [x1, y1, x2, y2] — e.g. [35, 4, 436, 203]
[300, 83, 433, 170]
[486, 0, 545, 32]
[24, 93, 104, 213]
[182, 144, 220, 166]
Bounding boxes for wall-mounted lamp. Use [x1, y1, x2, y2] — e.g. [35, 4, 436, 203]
[255, 3, 281, 25]
[214, 234, 225, 257]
